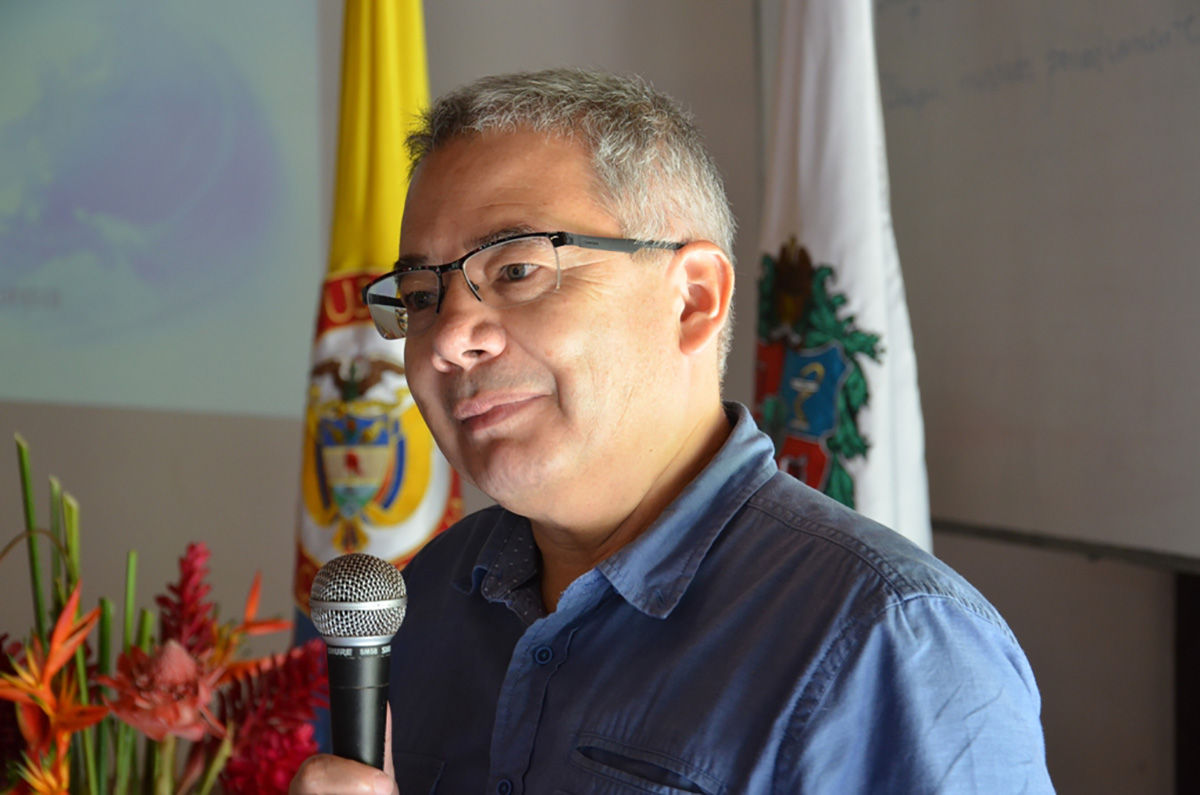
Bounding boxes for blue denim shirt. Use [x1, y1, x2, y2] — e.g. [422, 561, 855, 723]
[388, 403, 1053, 794]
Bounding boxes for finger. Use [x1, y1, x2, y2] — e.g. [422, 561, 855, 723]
[384, 703, 395, 780]
[289, 753, 397, 795]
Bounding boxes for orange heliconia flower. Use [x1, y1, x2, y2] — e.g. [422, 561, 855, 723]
[11, 749, 70, 794]
[0, 585, 109, 794]
[211, 571, 291, 681]
[102, 640, 225, 742]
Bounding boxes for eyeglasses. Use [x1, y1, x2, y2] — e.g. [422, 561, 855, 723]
[361, 231, 684, 339]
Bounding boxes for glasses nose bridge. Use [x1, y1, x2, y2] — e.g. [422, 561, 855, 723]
[435, 260, 482, 314]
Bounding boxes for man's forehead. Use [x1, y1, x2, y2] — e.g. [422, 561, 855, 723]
[398, 128, 617, 263]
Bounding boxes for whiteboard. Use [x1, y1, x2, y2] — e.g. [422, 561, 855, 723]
[874, 0, 1200, 559]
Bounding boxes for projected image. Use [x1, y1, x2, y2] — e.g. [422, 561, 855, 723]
[0, 3, 322, 417]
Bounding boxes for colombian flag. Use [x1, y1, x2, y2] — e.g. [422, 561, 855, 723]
[292, 0, 461, 748]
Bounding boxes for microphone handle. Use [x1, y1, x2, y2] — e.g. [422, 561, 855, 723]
[327, 646, 391, 769]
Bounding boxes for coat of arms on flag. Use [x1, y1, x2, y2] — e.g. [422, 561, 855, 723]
[303, 346, 434, 556]
[755, 237, 881, 509]
[292, 270, 460, 616]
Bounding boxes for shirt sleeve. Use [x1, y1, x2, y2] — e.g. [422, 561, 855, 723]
[781, 595, 1056, 794]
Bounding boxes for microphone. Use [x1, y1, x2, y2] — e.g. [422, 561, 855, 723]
[309, 553, 407, 769]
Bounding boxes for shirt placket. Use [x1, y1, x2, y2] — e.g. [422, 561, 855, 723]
[486, 571, 604, 795]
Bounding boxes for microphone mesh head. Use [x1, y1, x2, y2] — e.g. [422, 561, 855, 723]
[310, 553, 407, 640]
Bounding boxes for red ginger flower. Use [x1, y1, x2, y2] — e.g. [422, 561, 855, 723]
[157, 542, 217, 658]
[213, 640, 327, 794]
[101, 639, 224, 742]
[221, 720, 318, 795]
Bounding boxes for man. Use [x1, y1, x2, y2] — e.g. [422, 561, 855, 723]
[293, 68, 1053, 794]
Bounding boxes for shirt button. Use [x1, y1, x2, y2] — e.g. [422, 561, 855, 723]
[533, 646, 554, 665]
[497, 780, 513, 795]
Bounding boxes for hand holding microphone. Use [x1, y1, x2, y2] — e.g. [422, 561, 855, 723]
[309, 553, 407, 770]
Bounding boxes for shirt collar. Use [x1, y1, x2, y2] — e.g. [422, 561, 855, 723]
[595, 402, 777, 618]
[455, 402, 778, 619]
[455, 512, 534, 593]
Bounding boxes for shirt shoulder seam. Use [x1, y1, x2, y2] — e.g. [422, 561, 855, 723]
[773, 592, 1028, 791]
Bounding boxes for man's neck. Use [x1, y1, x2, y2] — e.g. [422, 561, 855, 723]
[532, 402, 732, 612]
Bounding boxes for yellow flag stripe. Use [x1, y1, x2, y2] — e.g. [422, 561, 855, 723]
[328, 0, 429, 275]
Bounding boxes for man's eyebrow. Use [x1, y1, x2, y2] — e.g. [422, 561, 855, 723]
[394, 252, 428, 271]
[393, 225, 543, 271]
[471, 224, 541, 249]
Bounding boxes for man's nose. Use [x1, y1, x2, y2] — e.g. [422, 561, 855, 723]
[427, 272, 504, 372]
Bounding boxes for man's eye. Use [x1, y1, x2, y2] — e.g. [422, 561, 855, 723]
[499, 262, 538, 282]
[402, 290, 438, 311]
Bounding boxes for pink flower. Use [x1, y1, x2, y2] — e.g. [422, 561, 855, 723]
[101, 640, 224, 742]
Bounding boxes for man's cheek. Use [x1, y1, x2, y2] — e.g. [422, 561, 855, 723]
[408, 385, 444, 436]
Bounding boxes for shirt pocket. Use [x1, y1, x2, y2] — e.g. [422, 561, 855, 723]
[392, 750, 444, 794]
[562, 733, 726, 795]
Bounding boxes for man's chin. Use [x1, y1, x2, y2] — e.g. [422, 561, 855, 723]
[471, 463, 565, 516]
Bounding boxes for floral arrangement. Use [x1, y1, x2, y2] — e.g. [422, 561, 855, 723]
[1, 435, 328, 794]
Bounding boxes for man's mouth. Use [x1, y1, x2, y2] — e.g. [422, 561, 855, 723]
[452, 392, 545, 432]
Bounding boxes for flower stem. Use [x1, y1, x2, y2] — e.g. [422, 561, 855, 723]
[123, 551, 138, 652]
[66, 494, 100, 795]
[195, 730, 234, 795]
[49, 475, 64, 608]
[154, 735, 176, 795]
[80, 722, 100, 795]
[64, 492, 81, 589]
[97, 598, 114, 793]
[15, 433, 48, 646]
[113, 722, 134, 795]
[116, 553, 139, 794]
[137, 608, 155, 651]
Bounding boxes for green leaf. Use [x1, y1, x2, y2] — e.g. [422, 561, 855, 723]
[843, 330, 882, 359]
[826, 462, 856, 509]
[842, 367, 869, 412]
[757, 254, 778, 337]
[829, 393, 870, 459]
[805, 331, 832, 349]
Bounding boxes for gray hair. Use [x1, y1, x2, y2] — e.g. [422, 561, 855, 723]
[407, 68, 736, 374]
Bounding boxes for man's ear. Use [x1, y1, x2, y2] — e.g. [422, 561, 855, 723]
[672, 241, 735, 358]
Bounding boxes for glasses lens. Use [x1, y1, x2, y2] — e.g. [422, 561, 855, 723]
[364, 274, 406, 339]
[365, 269, 441, 338]
[464, 236, 560, 308]
[394, 269, 441, 336]
[365, 236, 563, 340]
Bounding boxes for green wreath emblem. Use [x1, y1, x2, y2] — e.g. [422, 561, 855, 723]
[757, 237, 883, 508]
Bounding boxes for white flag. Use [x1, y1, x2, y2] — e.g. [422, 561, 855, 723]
[755, 0, 931, 550]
